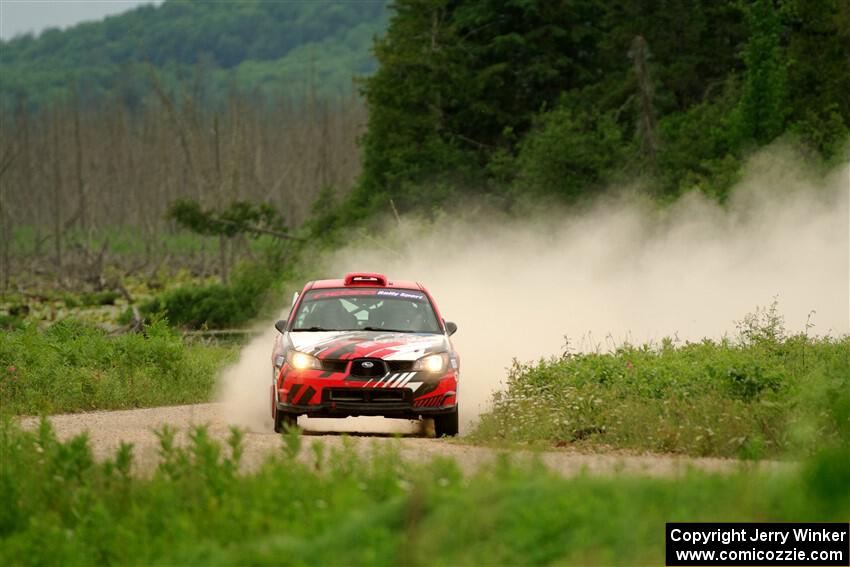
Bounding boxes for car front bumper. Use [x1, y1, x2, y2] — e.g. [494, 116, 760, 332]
[274, 370, 458, 419]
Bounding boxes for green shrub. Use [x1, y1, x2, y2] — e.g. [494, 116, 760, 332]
[0, 314, 25, 331]
[79, 290, 121, 307]
[141, 262, 278, 329]
[472, 310, 850, 458]
[656, 83, 742, 199]
[790, 105, 850, 161]
[0, 420, 848, 566]
[515, 103, 626, 200]
[0, 319, 233, 415]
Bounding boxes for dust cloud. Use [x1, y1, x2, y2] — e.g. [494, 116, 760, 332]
[219, 147, 849, 433]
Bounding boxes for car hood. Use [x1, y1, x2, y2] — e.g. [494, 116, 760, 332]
[289, 331, 448, 361]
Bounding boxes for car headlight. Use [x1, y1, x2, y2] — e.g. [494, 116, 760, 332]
[413, 353, 448, 373]
[286, 350, 322, 370]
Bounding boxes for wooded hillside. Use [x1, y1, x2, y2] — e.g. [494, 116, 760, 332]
[0, 0, 388, 107]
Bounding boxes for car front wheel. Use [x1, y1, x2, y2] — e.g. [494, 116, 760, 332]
[274, 408, 298, 433]
[434, 407, 459, 437]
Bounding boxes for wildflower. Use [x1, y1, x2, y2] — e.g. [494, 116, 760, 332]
[7, 365, 15, 373]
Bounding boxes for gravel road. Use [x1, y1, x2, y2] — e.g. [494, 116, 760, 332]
[19, 403, 789, 477]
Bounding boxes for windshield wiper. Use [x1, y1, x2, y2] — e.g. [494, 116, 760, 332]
[361, 326, 415, 333]
[291, 326, 330, 332]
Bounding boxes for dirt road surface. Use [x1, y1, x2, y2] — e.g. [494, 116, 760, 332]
[19, 403, 790, 477]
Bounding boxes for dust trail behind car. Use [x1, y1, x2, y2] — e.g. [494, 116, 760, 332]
[219, 146, 849, 433]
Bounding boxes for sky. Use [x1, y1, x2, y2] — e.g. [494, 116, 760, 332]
[0, 0, 162, 41]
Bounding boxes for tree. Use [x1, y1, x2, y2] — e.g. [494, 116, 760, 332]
[516, 102, 624, 200]
[730, 0, 789, 146]
[356, 0, 608, 210]
[628, 35, 658, 171]
[167, 199, 292, 284]
[785, 0, 850, 157]
[599, 0, 745, 114]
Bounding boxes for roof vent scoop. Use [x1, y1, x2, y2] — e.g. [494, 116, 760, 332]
[344, 272, 388, 287]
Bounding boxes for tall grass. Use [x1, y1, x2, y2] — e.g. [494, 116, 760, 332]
[472, 305, 850, 458]
[1, 420, 848, 566]
[0, 319, 234, 415]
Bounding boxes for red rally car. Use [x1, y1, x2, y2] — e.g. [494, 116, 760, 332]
[271, 272, 460, 436]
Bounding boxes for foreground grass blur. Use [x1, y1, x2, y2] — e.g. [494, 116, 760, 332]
[472, 305, 850, 458]
[0, 319, 234, 415]
[1, 420, 848, 566]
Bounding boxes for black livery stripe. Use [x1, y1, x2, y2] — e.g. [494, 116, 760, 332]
[413, 381, 440, 397]
[320, 338, 371, 359]
[322, 360, 349, 372]
[287, 383, 303, 404]
[295, 386, 316, 405]
[318, 359, 349, 378]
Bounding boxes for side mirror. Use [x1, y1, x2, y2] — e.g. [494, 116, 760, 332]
[445, 321, 458, 336]
[274, 319, 287, 333]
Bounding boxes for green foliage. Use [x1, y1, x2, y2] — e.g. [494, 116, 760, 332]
[784, 0, 850, 158]
[656, 84, 742, 198]
[355, 0, 608, 210]
[729, 0, 789, 146]
[335, 0, 849, 225]
[472, 306, 850, 458]
[598, 1, 746, 113]
[0, 314, 25, 331]
[78, 291, 121, 307]
[0, 1, 388, 107]
[1, 420, 848, 565]
[0, 319, 233, 415]
[352, 0, 746, 211]
[515, 102, 625, 200]
[791, 104, 850, 161]
[150, 198, 299, 329]
[167, 199, 285, 239]
[141, 262, 280, 329]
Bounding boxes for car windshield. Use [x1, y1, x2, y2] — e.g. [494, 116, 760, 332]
[291, 288, 441, 333]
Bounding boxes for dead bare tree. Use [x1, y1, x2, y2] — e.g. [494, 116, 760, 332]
[51, 108, 64, 273]
[629, 35, 659, 171]
[0, 133, 18, 297]
[72, 90, 88, 238]
[0, 75, 366, 290]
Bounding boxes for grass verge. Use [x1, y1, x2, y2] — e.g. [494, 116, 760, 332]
[1, 420, 849, 566]
[0, 319, 234, 415]
[471, 306, 850, 458]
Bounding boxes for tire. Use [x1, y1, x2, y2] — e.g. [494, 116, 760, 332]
[434, 407, 459, 437]
[274, 409, 298, 433]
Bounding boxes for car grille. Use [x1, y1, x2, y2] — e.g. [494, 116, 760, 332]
[349, 358, 388, 378]
[325, 388, 409, 403]
[319, 359, 414, 376]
